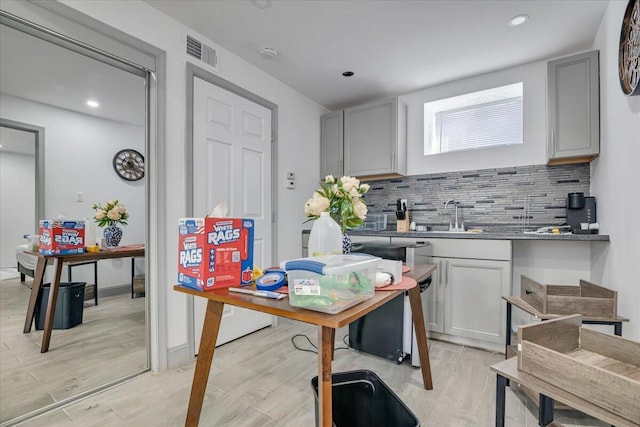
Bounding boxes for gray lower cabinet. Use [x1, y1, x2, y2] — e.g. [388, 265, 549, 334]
[393, 237, 512, 350]
[437, 256, 510, 344]
[547, 50, 600, 165]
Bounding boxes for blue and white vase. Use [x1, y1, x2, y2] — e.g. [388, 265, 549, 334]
[342, 233, 352, 254]
[103, 225, 123, 248]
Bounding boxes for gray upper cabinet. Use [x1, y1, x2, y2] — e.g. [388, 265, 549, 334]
[343, 97, 407, 178]
[547, 50, 600, 165]
[320, 111, 344, 179]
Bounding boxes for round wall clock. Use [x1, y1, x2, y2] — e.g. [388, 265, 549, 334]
[619, 0, 640, 96]
[113, 149, 145, 181]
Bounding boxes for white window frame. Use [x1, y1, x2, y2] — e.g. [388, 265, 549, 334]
[424, 82, 523, 155]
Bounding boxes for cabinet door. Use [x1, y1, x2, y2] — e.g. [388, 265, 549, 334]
[320, 111, 343, 179]
[548, 50, 599, 163]
[443, 258, 510, 344]
[344, 97, 406, 177]
[426, 257, 445, 334]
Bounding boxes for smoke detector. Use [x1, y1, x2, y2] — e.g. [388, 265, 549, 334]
[251, 0, 271, 9]
[259, 47, 278, 60]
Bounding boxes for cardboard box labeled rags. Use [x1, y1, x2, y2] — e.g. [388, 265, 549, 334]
[39, 220, 85, 255]
[178, 217, 254, 290]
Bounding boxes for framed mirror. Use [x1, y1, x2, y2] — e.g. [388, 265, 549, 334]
[0, 14, 150, 425]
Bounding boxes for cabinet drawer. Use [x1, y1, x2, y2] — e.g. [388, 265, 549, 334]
[392, 237, 512, 261]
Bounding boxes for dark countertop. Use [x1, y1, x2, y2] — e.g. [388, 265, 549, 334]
[302, 229, 610, 242]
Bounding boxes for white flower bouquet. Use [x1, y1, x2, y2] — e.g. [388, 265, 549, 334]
[92, 199, 129, 228]
[304, 175, 369, 233]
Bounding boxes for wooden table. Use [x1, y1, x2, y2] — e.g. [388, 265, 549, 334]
[23, 246, 145, 353]
[175, 263, 436, 427]
[503, 296, 628, 357]
[491, 357, 639, 427]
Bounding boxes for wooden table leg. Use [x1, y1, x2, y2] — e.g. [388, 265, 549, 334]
[41, 260, 64, 353]
[330, 328, 335, 361]
[408, 285, 433, 390]
[23, 257, 47, 333]
[185, 300, 224, 427]
[318, 326, 333, 427]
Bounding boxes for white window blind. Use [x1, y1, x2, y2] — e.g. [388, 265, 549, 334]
[424, 82, 523, 155]
[435, 97, 523, 152]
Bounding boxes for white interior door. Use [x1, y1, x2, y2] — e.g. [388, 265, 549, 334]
[193, 77, 272, 352]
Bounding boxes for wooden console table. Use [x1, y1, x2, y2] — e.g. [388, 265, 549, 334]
[23, 245, 145, 353]
[503, 296, 628, 357]
[492, 358, 639, 427]
[175, 264, 436, 427]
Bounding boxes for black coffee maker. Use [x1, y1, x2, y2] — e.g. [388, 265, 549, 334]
[566, 192, 597, 233]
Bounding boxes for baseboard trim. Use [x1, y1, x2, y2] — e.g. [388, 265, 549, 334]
[429, 332, 504, 354]
[168, 344, 192, 368]
[98, 284, 131, 298]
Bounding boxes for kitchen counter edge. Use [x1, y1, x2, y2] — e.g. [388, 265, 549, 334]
[301, 230, 610, 242]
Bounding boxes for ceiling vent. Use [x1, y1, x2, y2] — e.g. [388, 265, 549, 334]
[185, 34, 218, 70]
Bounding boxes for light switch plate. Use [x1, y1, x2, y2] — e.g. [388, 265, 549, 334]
[286, 179, 295, 190]
[286, 171, 295, 180]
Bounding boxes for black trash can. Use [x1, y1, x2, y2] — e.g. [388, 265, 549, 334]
[311, 370, 419, 427]
[35, 282, 86, 330]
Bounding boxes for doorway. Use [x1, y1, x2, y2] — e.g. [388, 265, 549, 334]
[186, 64, 279, 357]
[0, 121, 42, 269]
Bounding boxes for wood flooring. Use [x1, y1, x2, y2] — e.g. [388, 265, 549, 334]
[2, 273, 610, 426]
[0, 275, 147, 425]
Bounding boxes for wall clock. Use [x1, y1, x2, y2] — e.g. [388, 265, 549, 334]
[619, 0, 640, 96]
[113, 149, 145, 181]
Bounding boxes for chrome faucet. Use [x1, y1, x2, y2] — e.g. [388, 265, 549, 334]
[444, 199, 465, 231]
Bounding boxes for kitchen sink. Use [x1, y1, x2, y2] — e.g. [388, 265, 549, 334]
[427, 230, 479, 234]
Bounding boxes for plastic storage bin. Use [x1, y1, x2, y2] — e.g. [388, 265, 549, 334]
[35, 282, 86, 330]
[280, 254, 380, 314]
[311, 370, 419, 427]
[354, 214, 388, 231]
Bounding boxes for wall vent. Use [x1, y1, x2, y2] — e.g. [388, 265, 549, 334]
[185, 34, 218, 70]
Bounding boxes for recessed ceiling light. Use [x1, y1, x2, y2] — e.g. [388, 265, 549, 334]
[508, 14, 529, 27]
[86, 100, 99, 108]
[342, 71, 355, 77]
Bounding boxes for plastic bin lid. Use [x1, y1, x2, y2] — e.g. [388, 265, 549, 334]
[280, 254, 381, 276]
[41, 282, 87, 288]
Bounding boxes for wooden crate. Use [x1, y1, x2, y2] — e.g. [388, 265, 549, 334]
[520, 275, 617, 318]
[517, 314, 640, 425]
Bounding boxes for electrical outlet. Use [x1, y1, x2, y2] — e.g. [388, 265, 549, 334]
[286, 180, 295, 190]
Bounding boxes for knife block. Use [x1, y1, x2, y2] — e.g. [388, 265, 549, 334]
[396, 217, 410, 232]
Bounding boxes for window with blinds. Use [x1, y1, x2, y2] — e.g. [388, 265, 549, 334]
[424, 82, 523, 155]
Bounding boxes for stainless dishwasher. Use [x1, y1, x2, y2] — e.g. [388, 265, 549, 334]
[349, 240, 432, 367]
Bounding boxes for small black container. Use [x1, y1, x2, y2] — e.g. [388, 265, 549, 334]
[311, 370, 419, 427]
[35, 282, 86, 330]
[568, 192, 585, 209]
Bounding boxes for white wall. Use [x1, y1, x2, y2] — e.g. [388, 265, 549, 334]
[0, 149, 35, 267]
[0, 95, 145, 287]
[61, 0, 640, 357]
[401, 60, 548, 175]
[58, 0, 327, 356]
[590, 0, 640, 340]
